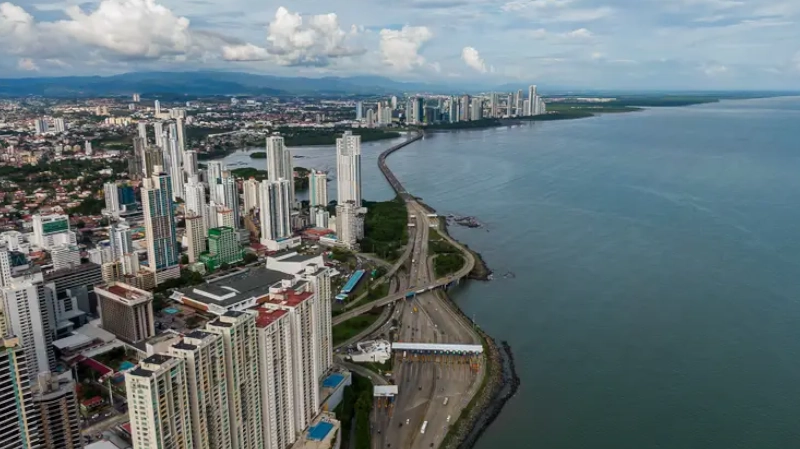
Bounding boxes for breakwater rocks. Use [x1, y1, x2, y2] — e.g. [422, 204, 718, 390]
[465, 246, 492, 281]
[438, 289, 520, 449]
[456, 338, 520, 449]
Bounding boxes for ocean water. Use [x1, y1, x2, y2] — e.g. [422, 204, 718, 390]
[219, 97, 800, 448]
[387, 97, 800, 449]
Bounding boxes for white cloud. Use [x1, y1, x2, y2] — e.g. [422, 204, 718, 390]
[0, 0, 241, 60]
[702, 64, 728, 76]
[461, 46, 487, 72]
[17, 57, 37, 70]
[528, 27, 595, 41]
[264, 6, 363, 66]
[379, 25, 432, 71]
[565, 28, 593, 39]
[222, 43, 271, 62]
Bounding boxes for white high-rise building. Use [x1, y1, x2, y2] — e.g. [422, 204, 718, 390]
[176, 117, 186, 152]
[527, 85, 537, 116]
[184, 150, 198, 178]
[391, 96, 398, 110]
[34, 118, 48, 135]
[138, 121, 147, 141]
[471, 97, 483, 121]
[215, 173, 240, 228]
[51, 244, 81, 271]
[1, 270, 56, 380]
[355, 101, 363, 121]
[167, 128, 185, 201]
[153, 121, 164, 147]
[335, 202, 363, 249]
[255, 308, 296, 449]
[336, 131, 362, 206]
[259, 179, 292, 244]
[154, 100, 162, 115]
[110, 222, 133, 260]
[0, 246, 12, 287]
[309, 171, 328, 227]
[104, 182, 121, 216]
[84, 140, 93, 156]
[207, 311, 264, 449]
[207, 161, 225, 203]
[260, 288, 323, 433]
[266, 136, 295, 207]
[31, 214, 76, 251]
[184, 175, 207, 231]
[52, 117, 66, 133]
[169, 330, 232, 449]
[243, 178, 260, 215]
[142, 167, 180, 284]
[185, 216, 207, 264]
[299, 264, 333, 377]
[126, 354, 193, 449]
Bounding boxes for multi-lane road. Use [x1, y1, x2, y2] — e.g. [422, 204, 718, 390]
[346, 131, 485, 449]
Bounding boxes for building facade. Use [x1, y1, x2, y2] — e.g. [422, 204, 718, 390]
[95, 282, 155, 343]
[126, 354, 194, 449]
[142, 168, 180, 284]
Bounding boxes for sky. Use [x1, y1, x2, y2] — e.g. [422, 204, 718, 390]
[0, 0, 799, 90]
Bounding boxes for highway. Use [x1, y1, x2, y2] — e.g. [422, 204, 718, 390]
[349, 131, 484, 449]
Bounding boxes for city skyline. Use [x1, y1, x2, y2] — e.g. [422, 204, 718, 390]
[0, 1, 798, 90]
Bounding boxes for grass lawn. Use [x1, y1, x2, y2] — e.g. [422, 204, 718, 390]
[332, 308, 384, 346]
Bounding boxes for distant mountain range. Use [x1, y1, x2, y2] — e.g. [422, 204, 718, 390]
[0, 71, 489, 97]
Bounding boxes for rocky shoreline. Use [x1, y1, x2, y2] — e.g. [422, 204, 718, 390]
[437, 287, 519, 449]
[432, 213, 517, 449]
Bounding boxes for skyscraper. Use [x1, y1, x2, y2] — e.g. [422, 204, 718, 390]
[255, 308, 296, 449]
[460, 95, 471, 121]
[184, 150, 198, 178]
[206, 161, 225, 203]
[215, 173, 240, 229]
[141, 167, 180, 284]
[355, 101, 363, 121]
[137, 121, 147, 140]
[527, 85, 537, 116]
[153, 121, 164, 147]
[184, 175, 207, 232]
[336, 131, 362, 206]
[1, 269, 56, 379]
[168, 330, 232, 449]
[176, 117, 186, 152]
[51, 244, 81, 271]
[166, 125, 185, 201]
[471, 97, 484, 121]
[52, 118, 66, 133]
[185, 216, 207, 264]
[126, 354, 193, 448]
[34, 118, 48, 135]
[259, 179, 292, 244]
[104, 182, 121, 216]
[243, 178, 260, 215]
[207, 227, 243, 267]
[0, 336, 39, 448]
[308, 171, 328, 227]
[32, 372, 82, 449]
[154, 100, 162, 115]
[110, 222, 133, 260]
[206, 311, 264, 449]
[266, 136, 295, 207]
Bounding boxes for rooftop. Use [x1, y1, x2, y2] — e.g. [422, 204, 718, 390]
[255, 307, 288, 328]
[261, 289, 313, 309]
[142, 353, 174, 365]
[175, 267, 292, 307]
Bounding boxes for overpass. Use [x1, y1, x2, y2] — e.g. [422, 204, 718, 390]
[333, 130, 477, 325]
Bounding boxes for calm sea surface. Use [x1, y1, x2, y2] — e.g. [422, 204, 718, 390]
[219, 97, 800, 448]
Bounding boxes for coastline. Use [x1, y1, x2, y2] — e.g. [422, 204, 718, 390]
[381, 133, 515, 449]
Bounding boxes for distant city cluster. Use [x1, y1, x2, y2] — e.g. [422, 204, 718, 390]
[356, 85, 547, 127]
